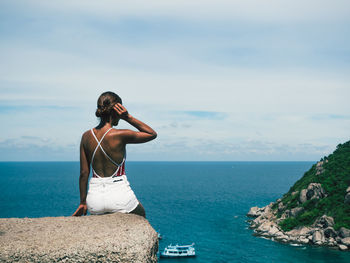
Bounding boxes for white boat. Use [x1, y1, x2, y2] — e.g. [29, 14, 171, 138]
[160, 243, 196, 258]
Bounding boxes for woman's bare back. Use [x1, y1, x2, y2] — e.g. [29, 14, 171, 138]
[82, 128, 127, 178]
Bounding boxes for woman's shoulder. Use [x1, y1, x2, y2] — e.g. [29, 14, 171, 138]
[82, 128, 93, 137]
[81, 128, 97, 142]
[109, 128, 136, 138]
[80, 128, 136, 141]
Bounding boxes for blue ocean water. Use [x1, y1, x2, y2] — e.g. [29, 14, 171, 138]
[0, 161, 349, 263]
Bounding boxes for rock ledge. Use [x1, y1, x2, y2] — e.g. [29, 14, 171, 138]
[0, 213, 158, 262]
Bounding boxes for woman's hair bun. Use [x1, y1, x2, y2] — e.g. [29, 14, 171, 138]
[95, 91, 122, 118]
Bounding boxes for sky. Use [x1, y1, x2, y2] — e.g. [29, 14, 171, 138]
[0, 0, 349, 161]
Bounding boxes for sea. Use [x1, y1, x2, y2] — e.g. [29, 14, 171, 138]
[0, 161, 349, 263]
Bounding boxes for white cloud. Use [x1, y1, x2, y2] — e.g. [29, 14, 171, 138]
[0, 0, 349, 161]
[14, 0, 350, 23]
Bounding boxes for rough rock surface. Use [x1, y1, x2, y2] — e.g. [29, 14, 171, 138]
[299, 183, 326, 204]
[312, 230, 325, 245]
[324, 227, 337, 238]
[314, 215, 334, 228]
[339, 227, 350, 238]
[247, 206, 263, 218]
[315, 160, 326, 175]
[338, 244, 348, 251]
[341, 237, 350, 246]
[290, 207, 304, 218]
[0, 213, 158, 262]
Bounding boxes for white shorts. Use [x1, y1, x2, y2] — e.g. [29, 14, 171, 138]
[86, 175, 139, 215]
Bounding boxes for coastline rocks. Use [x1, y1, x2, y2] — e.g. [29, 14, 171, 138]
[299, 183, 326, 204]
[339, 227, 350, 238]
[247, 203, 274, 219]
[247, 206, 263, 218]
[286, 226, 312, 237]
[0, 213, 158, 263]
[256, 221, 280, 237]
[247, 146, 349, 252]
[314, 215, 334, 229]
[341, 237, 350, 246]
[285, 226, 313, 244]
[312, 230, 325, 245]
[324, 227, 337, 238]
[338, 244, 348, 251]
[247, 204, 350, 251]
[280, 209, 290, 219]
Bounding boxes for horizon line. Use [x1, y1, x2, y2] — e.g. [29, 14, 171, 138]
[0, 160, 317, 163]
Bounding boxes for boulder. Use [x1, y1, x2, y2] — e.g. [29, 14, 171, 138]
[338, 227, 350, 238]
[314, 215, 334, 229]
[316, 161, 323, 167]
[327, 238, 337, 247]
[315, 161, 325, 175]
[247, 206, 262, 217]
[324, 227, 337, 238]
[307, 183, 326, 200]
[278, 202, 285, 212]
[347, 186, 350, 193]
[256, 221, 269, 233]
[256, 221, 273, 233]
[298, 226, 312, 236]
[268, 225, 280, 236]
[299, 183, 326, 204]
[338, 244, 348, 251]
[256, 221, 281, 237]
[299, 189, 308, 203]
[290, 207, 304, 218]
[281, 209, 291, 219]
[264, 203, 274, 217]
[274, 231, 284, 238]
[341, 237, 350, 246]
[250, 217, 263, 228]
[0, 213, 158, 263]
[312, 230, 325, 245]
[299, 238, 309, 244]
[287, 226, 311, 237]
[288, 236, 298, 242]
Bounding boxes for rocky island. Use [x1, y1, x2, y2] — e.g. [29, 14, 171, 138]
[247, 141, 350, 251]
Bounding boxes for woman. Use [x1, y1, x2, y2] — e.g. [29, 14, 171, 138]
[72, 91, 157, 217]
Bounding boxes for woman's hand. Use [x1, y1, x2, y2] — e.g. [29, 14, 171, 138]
[72, 204, 87, 216]
[113, 103, 130, 120]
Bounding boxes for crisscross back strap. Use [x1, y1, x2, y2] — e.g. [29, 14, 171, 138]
[91, 128, 120, 167]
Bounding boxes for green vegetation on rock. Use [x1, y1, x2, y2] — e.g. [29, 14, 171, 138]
[276, 141, 350, 232]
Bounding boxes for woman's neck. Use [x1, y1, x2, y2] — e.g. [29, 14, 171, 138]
[96, 120, 113, 130]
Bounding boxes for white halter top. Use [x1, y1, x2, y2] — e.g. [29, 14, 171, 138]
[90, 128, 126, 178]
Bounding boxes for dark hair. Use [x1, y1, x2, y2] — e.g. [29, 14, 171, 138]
[95, 91, 122, 119]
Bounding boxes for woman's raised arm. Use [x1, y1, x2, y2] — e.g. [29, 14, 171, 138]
[114, 103, 157, 144]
